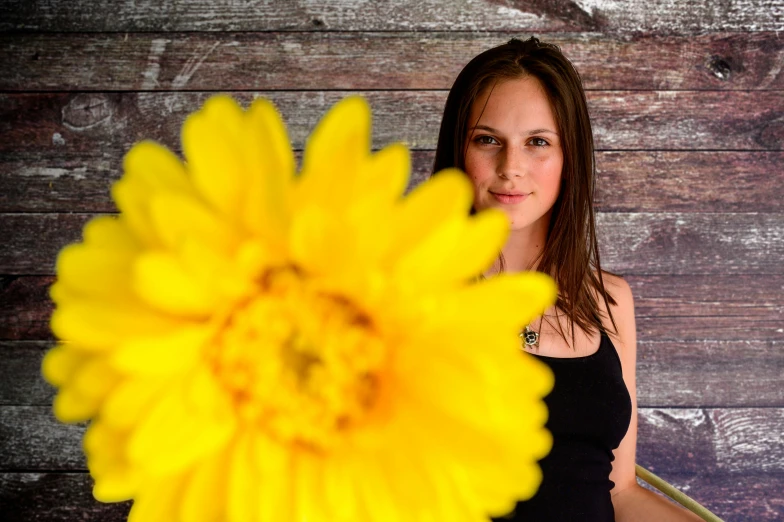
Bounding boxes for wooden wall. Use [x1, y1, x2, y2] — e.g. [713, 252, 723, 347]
[1, 1, 782, 520]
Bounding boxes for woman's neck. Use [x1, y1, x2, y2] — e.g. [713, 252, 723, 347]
[487, 222, 549, 275]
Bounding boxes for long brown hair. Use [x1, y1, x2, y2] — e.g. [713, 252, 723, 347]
[433, 36, 617, 343]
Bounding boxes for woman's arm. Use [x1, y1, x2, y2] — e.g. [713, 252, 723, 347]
[605, 277, 702, 522]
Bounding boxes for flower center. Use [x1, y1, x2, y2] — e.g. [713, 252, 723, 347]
[209, 268, 386, 450]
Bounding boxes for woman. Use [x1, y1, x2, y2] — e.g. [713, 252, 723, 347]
[433, 37, 701, 521]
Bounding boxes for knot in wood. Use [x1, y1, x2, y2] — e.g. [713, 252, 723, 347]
[707, 56, 732, 81]
[62, 94, 114, 131]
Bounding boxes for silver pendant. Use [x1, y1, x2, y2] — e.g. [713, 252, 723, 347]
[520, 325, 539, 349]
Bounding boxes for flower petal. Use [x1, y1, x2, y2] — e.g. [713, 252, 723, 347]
[242, 97, 295, 248]
[182, 95, 246, 221]
[133, 251, 220, 317]
[297, 96, 370, 212]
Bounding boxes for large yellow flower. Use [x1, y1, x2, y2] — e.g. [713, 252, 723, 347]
[43, 95, 556, 522]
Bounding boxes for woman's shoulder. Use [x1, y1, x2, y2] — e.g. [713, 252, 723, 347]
[598, 271, 634, 311]
[595, 271, 636, 352]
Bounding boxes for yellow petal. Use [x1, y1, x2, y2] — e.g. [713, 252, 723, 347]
[55, 243, 135, 301]
[357, 143, 410, 205]
[52, 386, 99, 422]
[128, 476, 186, 522]
[386, 168, 473, 260]
[242, 97, 295, 246]
[102, 377, 167, 429]
[180, 447, 228, 522]
[51, 299, 181, 350]
[182, 95, 246, 220]
[41, 344, 87, 387]
[227, 433, 258, 522]
[122, 140, 191, 194]
[112, 326, 210, 376]
[253, 433, 293, 521]
[82, 215, 140, 253]
[128, 373, 235, 475]
[113, 141, 190, 248]
[148, 192, 240, 255]
[297, 96, 370, 211]
[133, 252, 219, 317]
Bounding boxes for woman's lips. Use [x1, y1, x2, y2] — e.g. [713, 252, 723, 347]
[490, 191, 529, 204]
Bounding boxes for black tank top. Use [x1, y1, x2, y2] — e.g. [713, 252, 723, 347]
[496, 331, 632, 521]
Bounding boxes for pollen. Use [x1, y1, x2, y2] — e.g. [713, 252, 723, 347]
[208, 267, 386, 450]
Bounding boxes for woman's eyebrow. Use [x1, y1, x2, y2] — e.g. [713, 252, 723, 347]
[473, 124, 558, 136]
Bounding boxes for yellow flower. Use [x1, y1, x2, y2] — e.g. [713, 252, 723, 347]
[43, 95, 556, 522]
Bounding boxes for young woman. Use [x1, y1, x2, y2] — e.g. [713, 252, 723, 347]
[433, 37, 701, 521]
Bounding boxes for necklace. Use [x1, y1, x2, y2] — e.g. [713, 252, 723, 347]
[520, 325, 539, 350]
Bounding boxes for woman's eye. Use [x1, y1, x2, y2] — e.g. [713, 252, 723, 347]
[476, 135, 498, 145]
[529, 137, 549, 147]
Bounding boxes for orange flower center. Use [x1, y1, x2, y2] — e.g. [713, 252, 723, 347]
[208, 268, 387, 450]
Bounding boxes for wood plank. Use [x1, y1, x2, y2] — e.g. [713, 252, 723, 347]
[1, 91, 782, 155]
[1, 0, 782, 32]
[2, 406, 782, 474]
[0, 407, 86, 470]
[0, 342, 53, 406]
[629, 274, 784, 341]
[4, 151, 783, 214]
[4, 338, 779, 408]
[636, 408, 784, 475]
[0, 277, 53, 340]
[636, 341, 784, 407]
[2, 32, 782, 91]
[3, 212, 781, 275]
[595, 213, 784, 275]
[2, 473, 781, 522]
[0, 473, 130, 522]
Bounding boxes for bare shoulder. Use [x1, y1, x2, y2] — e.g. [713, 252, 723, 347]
[597, 272, 636, 355]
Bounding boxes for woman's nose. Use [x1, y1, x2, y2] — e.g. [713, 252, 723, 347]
[498, 146, 525, 179]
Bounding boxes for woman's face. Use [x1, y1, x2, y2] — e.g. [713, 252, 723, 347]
[464, 75, 563, 234]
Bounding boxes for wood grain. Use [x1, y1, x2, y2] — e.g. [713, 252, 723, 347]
[0, 277, 53, 340]
[3, 151, 783, 213]
[636, 341, 784, 407]
[2, 406, 781, 473]
[0, 473, 130, 522]
[2, 212, 781, 275]
[2, 32, 782, 91]
[3, 338, 779, 408]
[1, 0, 782, 33]
[1, 91, 782, 155]
[0, 342, 52, 406]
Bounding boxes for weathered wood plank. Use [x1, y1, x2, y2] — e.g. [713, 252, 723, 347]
[0, 473, 130, 522]
[1, 91, 782, 155]
[0, 277, 53, 340]
[2, 32, 782, 91]
[2, 212, 781, 275]
[636, 341, 784, 407]
[636, 408, 784, 475]
[1, 0, 782, 33]
[3, 151, 783, 214]
[0, 342, 53, 406]
[595, 213, 784, 275]
[4, 338, 780, 408]
[0, 408, 85, 470]
[2, 406, 781, 474]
